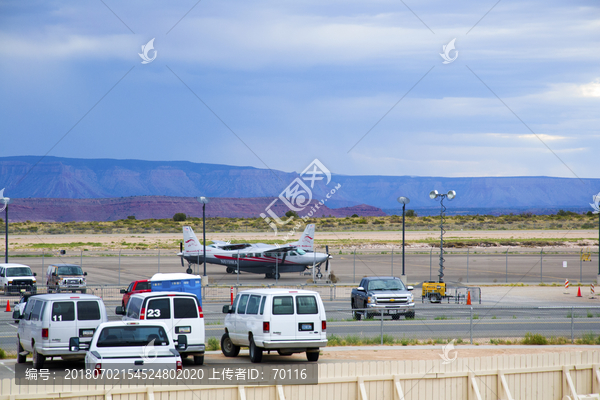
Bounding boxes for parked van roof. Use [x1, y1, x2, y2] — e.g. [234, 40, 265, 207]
[26, 293, 101, 301]
[236, 288, 320, 296]
[131, 291, 199, 299]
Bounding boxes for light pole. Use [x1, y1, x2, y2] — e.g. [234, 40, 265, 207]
[591, 192, 600, 284]
[429, 190, 456, 283]
[1, 190, 10, 264]
[197, 197, 209, 277]
[397, 196, 410, 284]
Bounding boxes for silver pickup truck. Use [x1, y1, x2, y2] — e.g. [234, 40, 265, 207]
[351, 276, 415, 320]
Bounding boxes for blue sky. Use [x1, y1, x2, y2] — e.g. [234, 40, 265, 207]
[0, 0, 598, 178]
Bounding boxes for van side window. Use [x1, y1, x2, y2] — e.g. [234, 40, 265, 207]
[231, 294, 240, 313]
[246, 295, 261, 315]
[31, 301, 45, 321]
[174, 298, 198, 318]
[237, 294, 249, 315]
[273, 296, 294, 315]
[146, 298, 171, 319]
[77, 301, 101, 321]
[259, 296, 266, 315]
[296, 296, 318, 314]
[51, 301, 75, 322]
[24, 299, 36, 320]
[127, 297, 143, 319]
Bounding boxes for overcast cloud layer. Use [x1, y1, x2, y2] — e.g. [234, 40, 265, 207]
[0, 0, 598, 179]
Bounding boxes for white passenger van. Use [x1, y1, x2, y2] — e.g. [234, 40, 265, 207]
[116, 291, 206, 365]
[15, 294, 108, 369]
[221, 289, 327, 363]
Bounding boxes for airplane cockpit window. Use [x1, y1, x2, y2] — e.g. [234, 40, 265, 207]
[289, 251, 297, 256]
[297, 249, 306, 255]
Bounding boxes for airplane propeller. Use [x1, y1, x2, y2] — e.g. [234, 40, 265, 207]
[180, 241, 184, 267]
[325, 245, 330, 271]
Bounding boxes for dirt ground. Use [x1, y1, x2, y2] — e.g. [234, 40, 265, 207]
[7, 229, 598, 247]
[206, 346, 598, 362]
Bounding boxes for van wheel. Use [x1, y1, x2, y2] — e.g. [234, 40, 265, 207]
[306, 351, 319, 362]
[249, 338, 263, 363]
[32, 348, 45, 369]
[391, 314, 400, 320]
[17, 340, 26, 364]
[353, 311, 362, 321]
[193, 355, 204, 365]
[405, 311, 415, 319]
[221, 333, 240, 357]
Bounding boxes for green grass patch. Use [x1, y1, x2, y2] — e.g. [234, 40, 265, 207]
[206, 337, 220, 351]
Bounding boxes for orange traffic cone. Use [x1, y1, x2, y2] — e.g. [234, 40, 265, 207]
[5, 300, 10, 312]
[466, 291, 472, 305]
[577, 287, 582, 297]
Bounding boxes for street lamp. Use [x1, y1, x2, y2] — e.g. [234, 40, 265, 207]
[591, 192, 600, 284]
[196, 197, 209, 276]
[429, 190, 456, 283]
[397, 196, 410, 283]
[0, 190, 11, 263]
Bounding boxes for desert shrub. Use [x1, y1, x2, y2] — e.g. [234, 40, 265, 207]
[173, 213, 187, 222]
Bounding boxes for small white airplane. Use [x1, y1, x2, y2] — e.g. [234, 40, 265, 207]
[177, 224, 331, 279]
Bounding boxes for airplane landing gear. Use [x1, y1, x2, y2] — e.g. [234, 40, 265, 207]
[265, 272, 280, 279]
[186, 267, 193, 274]
[226, 267, 234, 274]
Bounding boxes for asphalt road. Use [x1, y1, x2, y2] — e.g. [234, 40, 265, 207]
[7, 252, 599, 287]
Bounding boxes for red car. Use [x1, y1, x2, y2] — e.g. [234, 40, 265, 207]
[120, 280, 151, 307]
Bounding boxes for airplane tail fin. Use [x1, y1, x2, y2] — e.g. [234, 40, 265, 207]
[183, 226, 202, 252]
[290, 224, 314, 251]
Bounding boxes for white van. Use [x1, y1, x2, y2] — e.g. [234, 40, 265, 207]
[116, 291, 206, 365]
[15, 294, 108, 369]
[221, 289, 327, 363]
[0, 263, 37, 295]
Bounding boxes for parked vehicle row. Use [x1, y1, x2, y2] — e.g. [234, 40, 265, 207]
[13, 273, 328, 373]
[0, 262, 90, 295]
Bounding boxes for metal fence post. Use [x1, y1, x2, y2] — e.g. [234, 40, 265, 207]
[505, 248, 509, 283]
[571, 306, 574, 343]
[429, 247, 433, 281]
[353, 248, 356, 283]
[580, 249, 583, 283]
[118, 249, 121, 286]
[42, 252, 44, 279]
[466, 248, 469, 283]
[470, 306, 473, 344]
[391, 247, 394, 276]
[540, 248, 544, 283]
[158, 250, 160, 273]
[80, 250, 83, 267]
[380, 312, 384, 345]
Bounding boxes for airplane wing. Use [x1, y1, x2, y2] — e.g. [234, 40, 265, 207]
[260, 245, 299, 253]
[220, 243, 252, 251]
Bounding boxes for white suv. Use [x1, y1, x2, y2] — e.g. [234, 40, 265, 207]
[15, 294, 108, 369]
[221, 289, 327, 363]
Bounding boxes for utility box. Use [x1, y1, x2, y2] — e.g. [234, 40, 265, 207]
[151, 273, 202, 306]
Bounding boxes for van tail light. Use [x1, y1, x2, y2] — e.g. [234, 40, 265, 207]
[140, 308, 145, 320]
[322, 321, 326, 331]
[263, 322, 270, 333]
[176, 361, 182, 371]
[93, 363, 102, 377]
[198, 305, 203, 318]
[42, 328, 49, 339]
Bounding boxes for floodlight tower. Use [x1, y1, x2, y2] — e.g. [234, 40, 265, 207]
[0, 189, 10, 263]
[197, 197, 209, 276]
[429, 190, 456, 283]
[397, 196, 410, 284]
